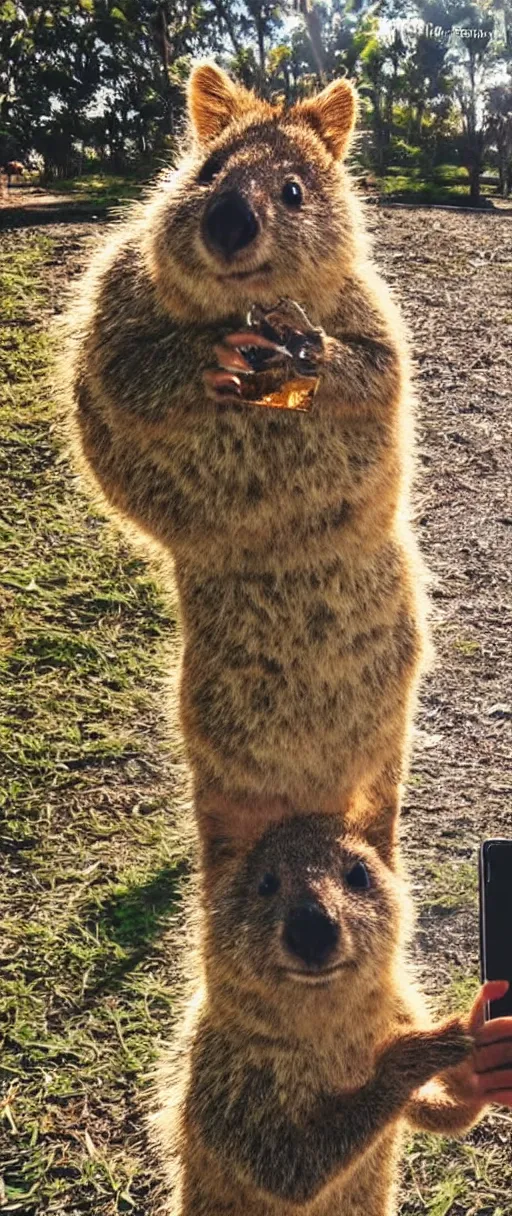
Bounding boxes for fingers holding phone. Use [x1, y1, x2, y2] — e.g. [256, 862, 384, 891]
[475, 841, 512, 1108]
[469, 981, 512, 1108]
[445, 840, 512, 1114]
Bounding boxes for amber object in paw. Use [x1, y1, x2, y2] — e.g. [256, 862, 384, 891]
[239, 299, 322, 412]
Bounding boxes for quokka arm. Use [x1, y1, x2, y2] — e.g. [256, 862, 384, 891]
[405, 1075, 484, 1135]
[69, 237, 238, 427]
[191, 1024, 470, 1208]
[319, 271, 405, 415]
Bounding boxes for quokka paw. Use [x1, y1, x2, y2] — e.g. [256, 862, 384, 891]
[203, 329, 288, 403]
[203, 300, 326, 404]
[247, 299, 324, 378]
[383, 1021, 473, 1093]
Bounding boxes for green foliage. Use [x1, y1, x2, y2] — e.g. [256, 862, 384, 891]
[0, 0, 510, 198]
[390, 136, 423, 166]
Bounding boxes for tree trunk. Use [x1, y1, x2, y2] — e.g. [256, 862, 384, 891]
[469, 162, 481, 203]
[256, 17, 265, 73]
[498, 159, 505, 197]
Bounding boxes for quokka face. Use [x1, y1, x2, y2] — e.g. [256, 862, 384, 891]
[148, 67, 361, 319]
[201, 813, 402, 992]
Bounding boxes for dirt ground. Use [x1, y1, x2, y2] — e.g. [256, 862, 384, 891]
[1, 205, 511, 1214]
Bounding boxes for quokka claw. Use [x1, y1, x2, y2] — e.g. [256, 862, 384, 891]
[205, 301, 325, 404]
[203, 368, 242, 403]
[247, 299, 324, 379]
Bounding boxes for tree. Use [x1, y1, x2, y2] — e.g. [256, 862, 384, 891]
[486, 82, 512, 195]
[0, 0, 509, 196]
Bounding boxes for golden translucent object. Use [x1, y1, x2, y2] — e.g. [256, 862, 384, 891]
[246, 376, 318, 412]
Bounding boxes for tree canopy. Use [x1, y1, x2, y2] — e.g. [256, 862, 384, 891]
[0, 0, 510, 198]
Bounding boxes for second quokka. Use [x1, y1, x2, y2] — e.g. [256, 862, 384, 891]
[152, 808, 500, 1216]
[65, 62, 429, 850]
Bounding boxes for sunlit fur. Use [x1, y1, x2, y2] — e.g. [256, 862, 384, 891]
[62, 63, 430, 854]
[143, 109, 361, 323]
[151, 812, 483, 1216]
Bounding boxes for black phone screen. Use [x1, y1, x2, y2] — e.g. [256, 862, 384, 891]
[479, 840, 512, 1019]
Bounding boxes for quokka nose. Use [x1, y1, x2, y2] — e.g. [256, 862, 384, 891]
[284, 901, 339, 968]
[205, 190, 259, 257]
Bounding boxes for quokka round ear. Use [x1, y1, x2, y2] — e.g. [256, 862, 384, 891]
[196, 793, 294, 864]
[349, 804, 398, 871]
[187, 62, 270, 144]
[291, 77, 358, 160]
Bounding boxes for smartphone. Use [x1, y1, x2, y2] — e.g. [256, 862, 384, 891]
[479, 839, 512, 1019]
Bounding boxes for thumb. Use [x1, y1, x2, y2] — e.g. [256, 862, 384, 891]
[469, 981, 509, 1033]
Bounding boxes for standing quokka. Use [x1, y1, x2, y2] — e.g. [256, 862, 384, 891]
[152, 808, 509, 1216]
[64, 62, 428, 848]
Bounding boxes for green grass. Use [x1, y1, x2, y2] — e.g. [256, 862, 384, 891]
[420, 861, 478, 916]
[402, 1120, 512, 1215]
[47, 173, 148, 209]
[373, 164, 499, 206]
[0, 231, 190, 1213]
[451, 636, 481, 657]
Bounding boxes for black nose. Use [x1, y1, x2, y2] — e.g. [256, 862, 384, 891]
[205, 190, 259, 257]
[284, 901, 339, 968]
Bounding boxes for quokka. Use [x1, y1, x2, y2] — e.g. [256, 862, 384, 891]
[64, 63, 428, 851]
[152, 806, 511, 1216]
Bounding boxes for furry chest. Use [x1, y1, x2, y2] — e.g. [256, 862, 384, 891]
[154, 401, 386, 552]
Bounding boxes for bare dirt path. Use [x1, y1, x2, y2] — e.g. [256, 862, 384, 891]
[1, 208, 511, 1215]
[370, 208, 512, 1211]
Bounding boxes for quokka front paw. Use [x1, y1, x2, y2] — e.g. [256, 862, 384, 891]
[382, 1020, 473, 1095]
[247, 299, 325, 378]
[203, 328, 287, 403]
[202, 299, 325, 405]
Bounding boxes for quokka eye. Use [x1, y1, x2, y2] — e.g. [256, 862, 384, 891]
[198, 152, 224, 185]
[345, 861, 371, 891]
[282, 180, 303, 208]
[258, 872, 280, 897]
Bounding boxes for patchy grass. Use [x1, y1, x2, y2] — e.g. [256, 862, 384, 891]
[451, 636, 481, 657]
[0, 230, 190, 1214]
[420, 862, 477, 916]
[372, 165, 499, 206]
[46, 173, 148, 210]
[442, 970, 481, 1016]
[403, 1118, 512, 1216]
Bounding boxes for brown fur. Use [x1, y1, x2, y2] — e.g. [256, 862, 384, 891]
[151, 812, 482, 1216]
[62, 64, 429, 851]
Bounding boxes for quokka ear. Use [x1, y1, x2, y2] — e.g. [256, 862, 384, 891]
[361, 813, 398, 870]
[198, 806, 240, 865]
[292, 77, 357, 160]
[188, 62, 262, 144]
[347, 800, 398, 870]
[196, 793, 293, 863]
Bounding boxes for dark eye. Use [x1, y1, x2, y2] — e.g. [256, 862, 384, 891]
[282, 180, 303, 208]
[345, 861, 371, 891]
[198, 152, 224, 185]
[258, 872, 280, 897]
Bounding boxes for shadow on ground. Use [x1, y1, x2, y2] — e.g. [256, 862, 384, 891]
[0, 203, 115, 229]
[82, 862, 188, 1002]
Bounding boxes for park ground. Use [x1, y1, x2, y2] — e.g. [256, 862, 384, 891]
[0, 201, 511, 1215]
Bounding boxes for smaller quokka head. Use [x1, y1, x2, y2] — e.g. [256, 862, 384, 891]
[151, 63, 359, 316]
[203, 812, 402, 990]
